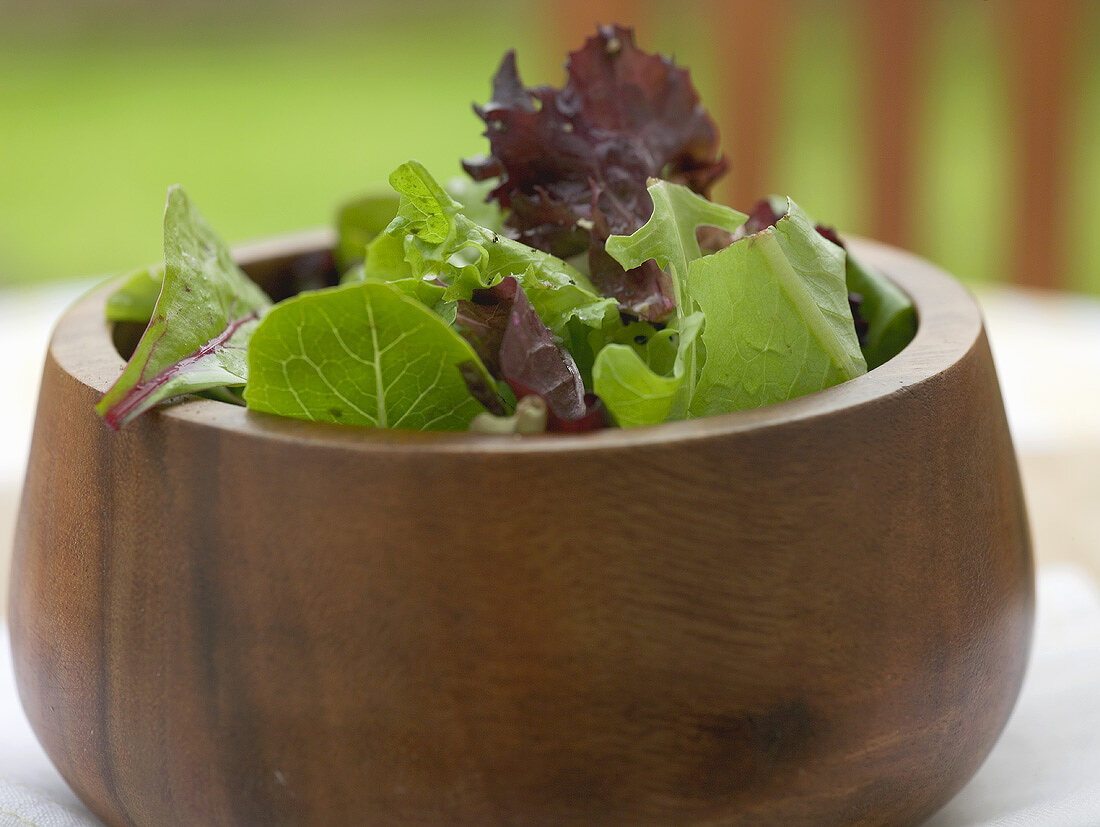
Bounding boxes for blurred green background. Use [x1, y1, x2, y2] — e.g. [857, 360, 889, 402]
[2, 0, 1098, 291]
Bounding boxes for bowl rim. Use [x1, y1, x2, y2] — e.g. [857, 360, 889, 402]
[51, 230, 982, 455]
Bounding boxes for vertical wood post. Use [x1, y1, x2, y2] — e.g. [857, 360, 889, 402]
[711, 0, 792, 210]
[1003, 0, 1079, 290]
[553, 0, 653, 58]
[858, 0, 929, 251]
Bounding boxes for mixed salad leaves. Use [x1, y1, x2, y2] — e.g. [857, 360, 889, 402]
[98, 25, 916, 434]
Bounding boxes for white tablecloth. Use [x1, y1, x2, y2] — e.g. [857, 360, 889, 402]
[2, 566, 1099, 827]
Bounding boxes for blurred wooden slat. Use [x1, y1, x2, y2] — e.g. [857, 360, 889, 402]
[712, 0, 792, 211]
[858, 0, 928, 251]
[548, 0, 1088, 294]
[1004, 0, 1079, 290]
[554, 0, 652, 56]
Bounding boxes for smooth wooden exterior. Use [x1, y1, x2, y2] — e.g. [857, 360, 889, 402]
[9, 235, 1033, 826]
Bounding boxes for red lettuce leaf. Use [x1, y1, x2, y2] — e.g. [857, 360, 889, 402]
[499, 289, 585, 422]
[551, 393, 611, 432]
[737, 196, 788, 237]
[456, 276, 607, 431]
[464, 25, 727, 322]
[457, 361, 508, 416]
[455, 277, 518, 377]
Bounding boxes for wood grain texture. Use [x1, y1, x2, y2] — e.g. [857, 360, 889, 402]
[8, 233, 1033, 826]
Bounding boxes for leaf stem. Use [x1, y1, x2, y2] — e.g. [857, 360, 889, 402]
[102, 312, 257, 429]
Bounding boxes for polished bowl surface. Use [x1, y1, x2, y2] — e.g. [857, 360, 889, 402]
[9, 234, 1033, 826]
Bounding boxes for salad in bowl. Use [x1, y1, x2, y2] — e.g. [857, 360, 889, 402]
[98, 25, 914, 435]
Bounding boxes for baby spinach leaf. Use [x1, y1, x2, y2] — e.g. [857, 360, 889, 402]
[244, 280, 490, 431]
[688, 199, 867, 416]
[106, 263, 164, 324]
[96, 186, 272, 429]
[378, 275, 457, 326]
[845, 251, 917, 370]
[594, 180, 745, 426]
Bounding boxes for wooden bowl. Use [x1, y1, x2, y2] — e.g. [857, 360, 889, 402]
[9, 233, 1033, 826]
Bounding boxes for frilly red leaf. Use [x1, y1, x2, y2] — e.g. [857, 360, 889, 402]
[464, 25, 727, 321]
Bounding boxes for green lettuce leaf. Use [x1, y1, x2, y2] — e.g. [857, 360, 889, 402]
[105, 263, 164, 324]
[334, 192, 401, 273]
[244, 280, 490, 431]
[386, 161, 618, 336]
[688, 199, 867, 416]
[740, 197, 916, 370]
[336, 176, 500, 284]
[603, 180, 747, 309]
[591, 312, 704, 428]
[378, 275, 456, 325]
[846, 251, 917, 370]
[387, 161, 464, 243]
[96, 186, 272, 429]
[594, 179, 746, 426]
[358, 231, 413, 283]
